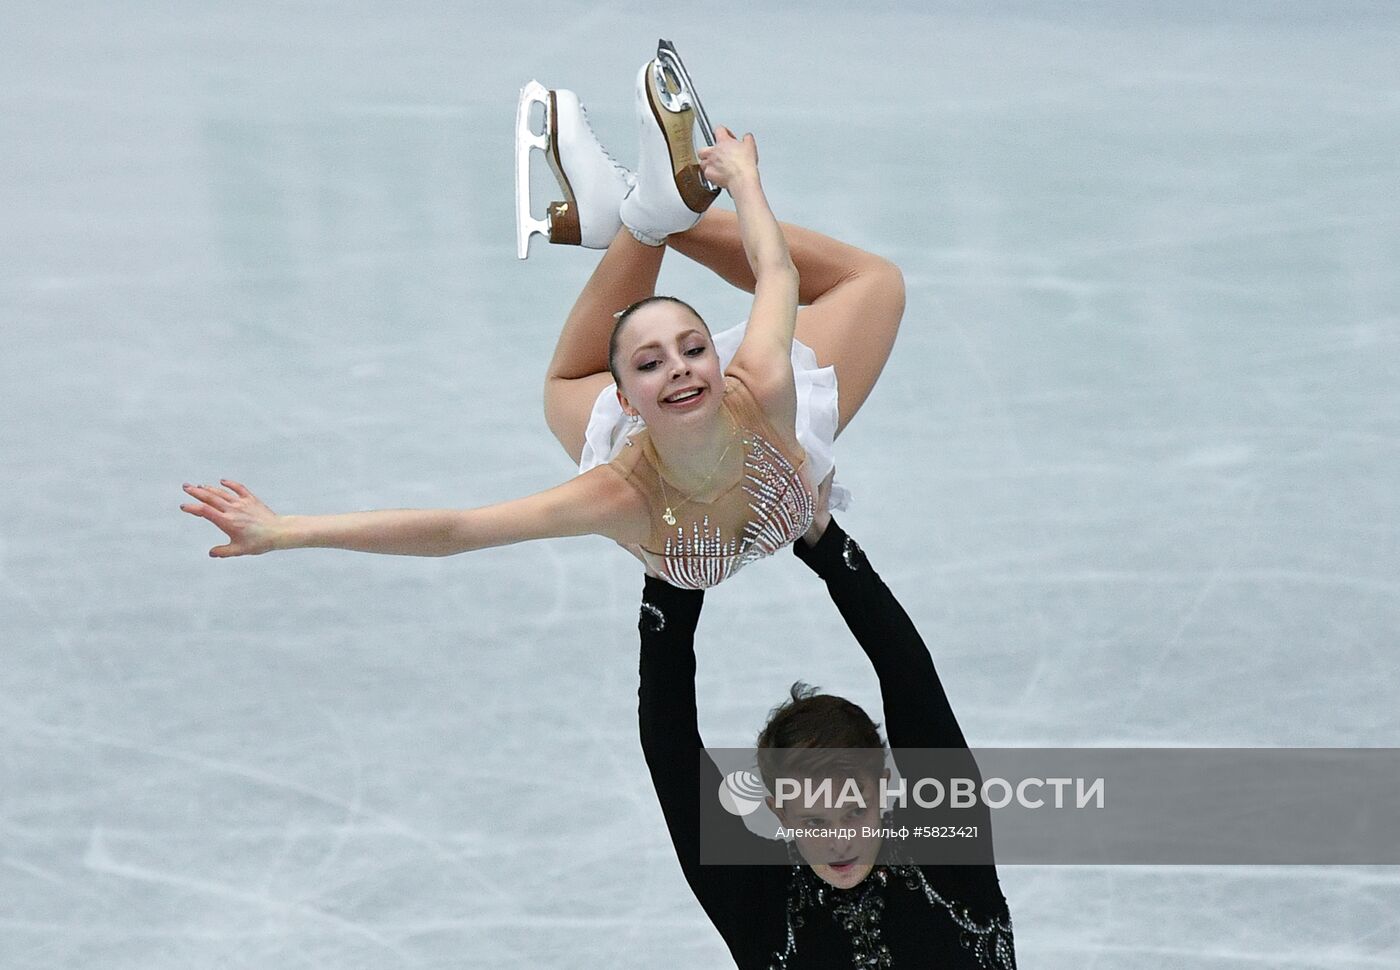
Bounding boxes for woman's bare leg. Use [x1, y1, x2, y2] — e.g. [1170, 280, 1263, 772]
[544, 229, 667, 463]
[667, 208, 904, 435]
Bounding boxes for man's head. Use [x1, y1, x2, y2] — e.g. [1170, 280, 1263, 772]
[757, 683, 889, 890]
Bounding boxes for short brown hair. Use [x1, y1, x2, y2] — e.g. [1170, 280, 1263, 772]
[755, 682, 886, 797]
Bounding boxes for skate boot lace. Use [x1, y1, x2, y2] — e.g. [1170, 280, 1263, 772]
[578, 103, 635, 185]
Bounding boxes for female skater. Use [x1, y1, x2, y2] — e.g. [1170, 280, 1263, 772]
[182, 54, 904, 589]
[637, 488, 1016, 968]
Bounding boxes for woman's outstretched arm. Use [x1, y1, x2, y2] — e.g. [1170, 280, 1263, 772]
[180, 467, 643, 558]
[699, 127, 800, 416]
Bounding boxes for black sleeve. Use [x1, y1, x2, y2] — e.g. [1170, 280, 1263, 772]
[791, 520, 969, 753]
[637, 576, 777, 934]
[792, 522, 999, 869]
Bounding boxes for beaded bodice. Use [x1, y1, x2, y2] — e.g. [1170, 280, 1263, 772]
[612, 377, 814, 591]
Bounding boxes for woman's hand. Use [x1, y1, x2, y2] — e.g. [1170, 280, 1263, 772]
[707, 120, 798, 431]
[698, 126, 759, 191]
[181, 479, 283, 557]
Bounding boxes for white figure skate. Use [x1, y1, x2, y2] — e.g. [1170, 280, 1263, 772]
[620, 40, 721, 246]
[515, 81, 634, 259]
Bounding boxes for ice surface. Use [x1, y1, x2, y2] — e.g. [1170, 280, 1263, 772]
[2, 2, 1398, 967]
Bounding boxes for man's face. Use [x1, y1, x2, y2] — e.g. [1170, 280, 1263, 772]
[769, 771, 888, 890]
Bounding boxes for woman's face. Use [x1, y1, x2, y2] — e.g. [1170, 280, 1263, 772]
[613, 302, 723, 431]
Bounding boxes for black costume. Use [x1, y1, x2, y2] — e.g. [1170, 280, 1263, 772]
[638, 520, 1015, 969]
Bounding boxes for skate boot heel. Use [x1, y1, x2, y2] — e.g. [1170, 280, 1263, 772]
[674, 161, 716, 214]
[545, 199, 580, 246]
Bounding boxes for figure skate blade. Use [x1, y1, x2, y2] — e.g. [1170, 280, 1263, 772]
[515, 80, 552, 259]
